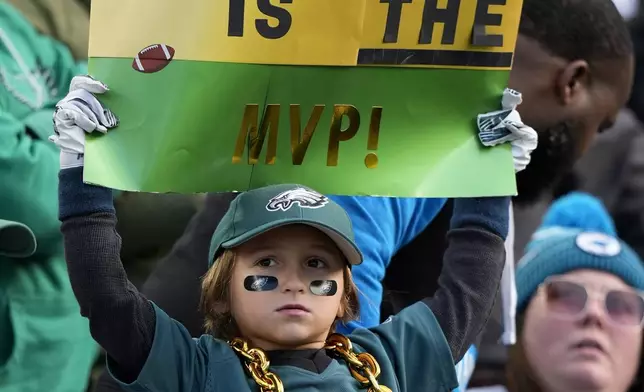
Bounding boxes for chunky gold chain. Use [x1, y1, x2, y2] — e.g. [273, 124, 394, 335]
[229, 333, 391, 392]
[229, 338, 285, 392]
[324, 333, 392, 392]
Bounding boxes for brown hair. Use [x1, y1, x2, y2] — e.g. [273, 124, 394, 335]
[199, 250, 361, 341]
[506, 316, 644, 392]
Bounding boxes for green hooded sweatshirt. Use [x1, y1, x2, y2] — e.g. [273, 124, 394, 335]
[0, 3, 98, 391]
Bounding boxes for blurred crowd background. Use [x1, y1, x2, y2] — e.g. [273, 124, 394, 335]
[3, 0, 644, 391]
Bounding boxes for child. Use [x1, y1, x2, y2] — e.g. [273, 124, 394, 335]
[53, 78, 516, 391]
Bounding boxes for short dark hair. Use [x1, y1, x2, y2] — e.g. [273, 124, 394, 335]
[519, 0, 633, 62]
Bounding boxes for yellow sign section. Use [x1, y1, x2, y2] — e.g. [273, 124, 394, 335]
[89, 0, 522, 69]
[89, 0, 365, 66]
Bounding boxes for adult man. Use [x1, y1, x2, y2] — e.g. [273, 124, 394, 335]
[93, 0, 633, 390]
[507, 0, 633, 206]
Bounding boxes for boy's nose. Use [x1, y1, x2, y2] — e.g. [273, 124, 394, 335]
[280, 268, 307, 293]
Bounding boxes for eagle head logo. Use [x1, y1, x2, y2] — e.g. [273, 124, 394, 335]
[266, 187, 329, 212]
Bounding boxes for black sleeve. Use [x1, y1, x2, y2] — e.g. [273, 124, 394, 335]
[422, 197, 509, 363]
[58, 167, 155, 382]
[93, 192, 238, 392]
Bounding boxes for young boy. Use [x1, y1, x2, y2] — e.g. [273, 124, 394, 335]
[52, 76, 523, 390]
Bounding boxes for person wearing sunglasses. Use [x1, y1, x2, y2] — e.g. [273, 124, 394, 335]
[499, 192, 644, 392]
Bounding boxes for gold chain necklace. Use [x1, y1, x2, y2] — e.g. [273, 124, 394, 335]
[229, 333, 392, 392]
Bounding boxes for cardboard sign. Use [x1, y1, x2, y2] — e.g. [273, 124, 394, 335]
[85, 0, 523, 197]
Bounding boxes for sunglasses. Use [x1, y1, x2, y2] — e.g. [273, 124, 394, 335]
[540, 278, 644, 327]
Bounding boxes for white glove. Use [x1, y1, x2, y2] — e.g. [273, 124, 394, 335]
[50, 75, 119, 169]
[476, 88, 538, 173]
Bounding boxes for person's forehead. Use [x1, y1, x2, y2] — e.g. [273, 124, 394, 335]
[560, 269, 631, 291]
[239, 225, 337, 251]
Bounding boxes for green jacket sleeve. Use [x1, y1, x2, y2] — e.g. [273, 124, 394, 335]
[0, 109, 61, 255]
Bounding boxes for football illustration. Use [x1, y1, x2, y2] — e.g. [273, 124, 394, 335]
[132, 44, 175, 74]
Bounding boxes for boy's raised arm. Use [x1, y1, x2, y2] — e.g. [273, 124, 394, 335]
[55, 77, 216, 390]
[59, 166, 156, 382]
[53, 76, 157, 382]
[423, 196, 509, 362]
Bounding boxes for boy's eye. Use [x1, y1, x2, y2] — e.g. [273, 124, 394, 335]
[256, 258, 277, 267]
[306, 258, 327, 269]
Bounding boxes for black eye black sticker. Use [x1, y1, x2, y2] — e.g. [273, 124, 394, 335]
[244, 276, 278, 292]
[309, 280, 338, 296]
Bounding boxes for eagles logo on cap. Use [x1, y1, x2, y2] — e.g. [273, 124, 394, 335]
[266, 187, 329, 212]
[575, 232, 621, 257]
[208, 184, 363, 267]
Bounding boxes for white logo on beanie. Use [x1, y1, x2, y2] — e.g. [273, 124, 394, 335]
[266, 187, 328, 212]
[576, 232, 621, 257]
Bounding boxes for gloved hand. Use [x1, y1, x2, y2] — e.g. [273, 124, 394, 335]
[476, 88, 538, 173]
[50, 75, 119, 169]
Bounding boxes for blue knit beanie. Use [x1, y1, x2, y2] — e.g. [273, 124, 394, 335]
[516, 192, 644, 313]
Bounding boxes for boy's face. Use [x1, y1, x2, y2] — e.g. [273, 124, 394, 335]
[230, 224, 347, 350]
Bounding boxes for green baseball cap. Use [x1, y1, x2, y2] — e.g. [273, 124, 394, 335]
[0, 219, 36, 258]
[208, 184, 362, 267]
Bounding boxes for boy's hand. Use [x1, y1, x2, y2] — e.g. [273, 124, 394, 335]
[50, 75, 119, 169]
[476, 88, 538, 173]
